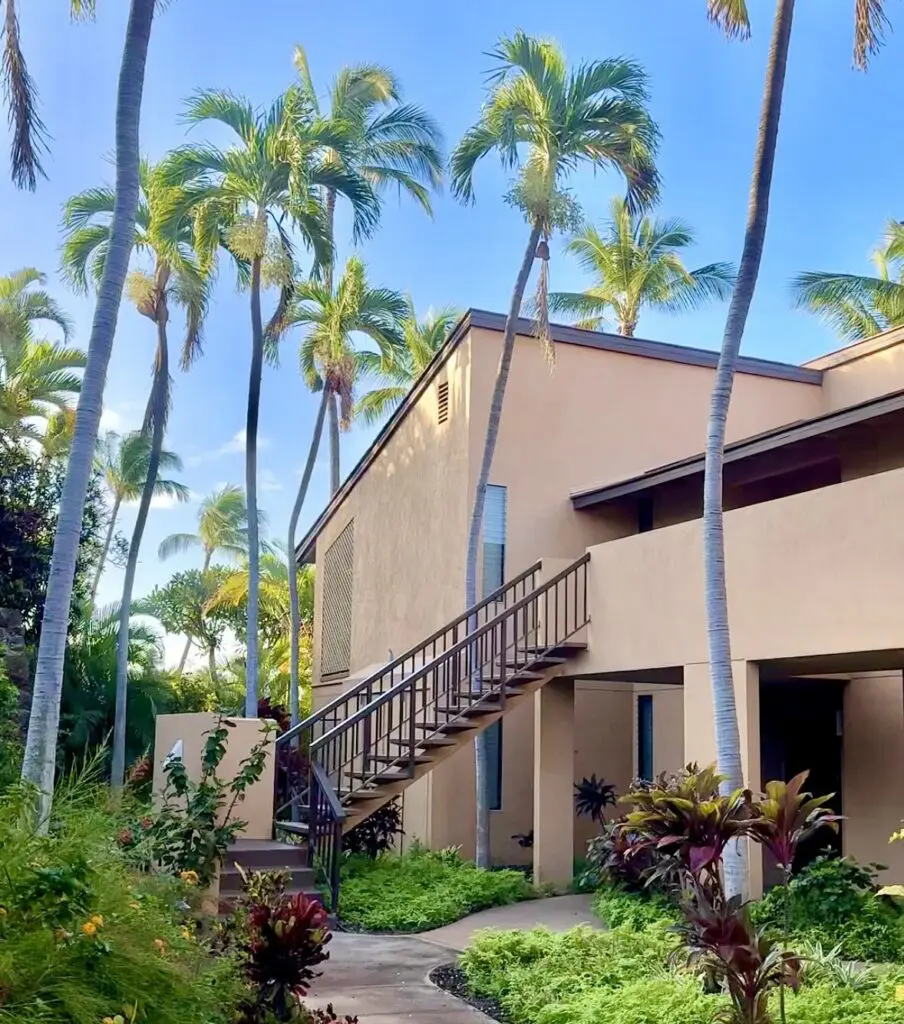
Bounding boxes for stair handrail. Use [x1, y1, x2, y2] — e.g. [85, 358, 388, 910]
[277, 558, 542, 747]
[307, 760, 344, 912]
[311, 552, 590, 755]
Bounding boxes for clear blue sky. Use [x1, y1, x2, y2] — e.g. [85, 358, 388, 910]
[4, 2, 902, 658]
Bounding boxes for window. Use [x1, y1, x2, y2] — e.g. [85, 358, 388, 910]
[637, 695, 654, 782]
[437, 380, 450, 424]
[483, 485, 507, 597]
[485, 720, 503, 810]
[321, 520, 354, 676]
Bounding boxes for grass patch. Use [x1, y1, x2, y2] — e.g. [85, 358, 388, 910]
[338, 846, 535, 932]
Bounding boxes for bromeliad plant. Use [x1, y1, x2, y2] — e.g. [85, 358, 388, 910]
[619, 765, 839, 1024]
[148, 717, 275, 887]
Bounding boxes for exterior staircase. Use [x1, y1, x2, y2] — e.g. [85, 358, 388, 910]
[272, 553, 590, 909]
[219, 838, 319, 913]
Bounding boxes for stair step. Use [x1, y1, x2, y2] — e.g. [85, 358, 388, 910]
[389, 735, 457, 749]
[414, 720, 476, 733]
[275, 820, 311, 838]
[225, 840, 307, 871]
[220, 865, 316, 894]
[456, 687, 524, 700]
[347, 769, 410, 783]
[434, 703, 497, 717]
[339, 788, 388, 801]
[369, 753, 434, 766]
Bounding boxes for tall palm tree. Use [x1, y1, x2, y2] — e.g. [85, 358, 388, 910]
[159, 483, 253, 672]
[168, 87, 378, 717]
[0, 0, 95, 190]
[356, 300, 459, 424]
[0, 267, 73, 346]
[283, 256, 405, 726]
[61, 157, 209, 787]
[791, 220, 904, 342]
[90, 430, 188, 603]
[548, 198, 735, 336]
[23, 0, 157, 816]
[450, 31, 659, 867]
[700, 0, 888, 898]
[293, 48, 444, 486]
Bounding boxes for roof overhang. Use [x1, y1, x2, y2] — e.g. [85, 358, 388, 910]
[571, 387, 904, 510]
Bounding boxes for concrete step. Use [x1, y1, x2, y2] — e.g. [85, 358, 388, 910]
[220, 864, 316, 894]
[225, 839, 308, 871]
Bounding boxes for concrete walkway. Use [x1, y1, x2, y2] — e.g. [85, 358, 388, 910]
[421, 893, 600, 952]
[306, 896, 600, 1022]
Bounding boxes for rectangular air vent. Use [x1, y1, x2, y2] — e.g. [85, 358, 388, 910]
[437, 380, 450, 424]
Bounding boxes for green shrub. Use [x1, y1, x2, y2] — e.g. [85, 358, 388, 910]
[776, 980, 904, 1023]
[0, 780, 242, 1024]
[0, 663, 22, 791]
[460, 925, 677, 1024]
[535, 976, 725, 1024]
[591, 881, 678, 931]
[337, 846, 534, 931]
[752, 855, 904, 962]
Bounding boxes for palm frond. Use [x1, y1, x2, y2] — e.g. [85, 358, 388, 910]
[2, 0, 47, 190]
[706, 0, 752, 40]
[854, 0, 889, 69]
[183, 89, 258, 145]
[157, 532, 201, 561]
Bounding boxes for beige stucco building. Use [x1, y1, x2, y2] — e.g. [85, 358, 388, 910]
[298, 310, 904, 892]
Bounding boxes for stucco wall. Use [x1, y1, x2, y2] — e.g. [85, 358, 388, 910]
[312, 342, 471, 685]
[584, 466, 904, 675]
[811, 328, 904, 412]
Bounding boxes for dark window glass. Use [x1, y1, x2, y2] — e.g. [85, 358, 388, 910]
[637, 695, 654, 782]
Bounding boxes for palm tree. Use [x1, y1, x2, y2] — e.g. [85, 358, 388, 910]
[0, 268, 82, 446]
[22, 0, 157, 816]
[356, 300, 459, 424]
[293, 48, 444, 487]
[450, 31, 659, 867]
[0, 0, 95, 190]
[90, 430, 189, 603]
[61, 158, 209, 787]
[168, 88, 378, 718]
[282, 256, 405, 725]
[548, 198, 735, 336]
[791, 220, 904, 342]
[700, 0, 889, 898]
[159, 484, 253, 673]
[0, 337, 85, 447]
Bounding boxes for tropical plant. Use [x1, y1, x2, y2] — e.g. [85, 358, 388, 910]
[23, 0, 158, 818]
[148, 716, 274, 887]
[58, 602, 169, 772]
[700, 0, 889, 900]
[159, 483, 252, 669]
[792, 220, 904, 342]
[450, 30, 659, 867]
[548, 198, 734, 336]
[63, 157, 210, 788]
[168, 86, 378, 718]
[0, 268, 81, 446]
[283, 256, 404, 723]
[90, 430, 189, 604]
[574, 773, 618, 825]
[343, 798, 404, 859]
[356, 299, 459, 424]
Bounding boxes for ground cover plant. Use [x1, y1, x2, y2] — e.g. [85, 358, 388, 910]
[338, 844, 534, 932]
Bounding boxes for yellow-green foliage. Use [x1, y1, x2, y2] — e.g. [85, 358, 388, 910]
[0, 780, 243, 1024]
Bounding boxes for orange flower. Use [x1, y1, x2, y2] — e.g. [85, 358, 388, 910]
[81, 921, 97, 937]
[179, 870, 199, 885]
[91, 914, 104, 927]
[153, 938, 166, 953]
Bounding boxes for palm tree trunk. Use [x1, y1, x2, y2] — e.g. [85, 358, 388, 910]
[112, 308, 169, 789]
[703, 0, 795, 899]
[466, 222, 542, 869]
[324, 188, 337, 292]
[21, 0, 156, 814]
[208, 645, 219, 684]
[328, 389, 340, 496]
[177, 548, 211, 674]
[89, 493, 122, 606]
[244, 225, 265, 718]
[288, 388, 329, 728]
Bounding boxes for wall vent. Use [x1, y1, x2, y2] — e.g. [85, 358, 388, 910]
[321, 520, 354, 677]
[437, 380, 450, 424]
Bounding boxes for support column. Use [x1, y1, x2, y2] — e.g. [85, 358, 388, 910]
[683, 660, 762, 897]
[533, 678, 575, 887]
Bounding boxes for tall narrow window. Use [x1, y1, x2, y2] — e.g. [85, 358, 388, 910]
[637, 695, 654, 782]
[485, 720, 503, 810]
[483, 484, 507, 597]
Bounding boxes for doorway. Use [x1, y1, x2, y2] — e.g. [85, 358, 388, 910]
[760, 679, 844, 885]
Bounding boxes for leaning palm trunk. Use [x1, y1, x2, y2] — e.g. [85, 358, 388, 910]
[703, 0, 795, 898]
[21, 0, 156, 813]
[288, 388, 329, 728]
[244, 239, 265, 718]
[327, 390, 340, 495]
[466, 222, 542, 868]
[89, 494, 123, 606]
[112, 310, 168, 789]
[176, 548, 211, 673]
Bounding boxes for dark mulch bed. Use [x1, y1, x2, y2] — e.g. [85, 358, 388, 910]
[429, 963, 504, 1023]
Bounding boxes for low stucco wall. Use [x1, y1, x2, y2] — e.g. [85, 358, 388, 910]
[152, 714, 276, 841]
[583, 465, 904, 674]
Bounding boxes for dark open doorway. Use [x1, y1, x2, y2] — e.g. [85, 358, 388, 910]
[760, 679, 844, 887]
